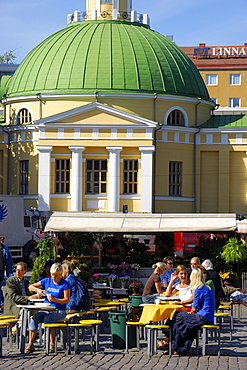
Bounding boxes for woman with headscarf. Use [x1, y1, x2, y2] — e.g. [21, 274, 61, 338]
[201, 259, 224, 309]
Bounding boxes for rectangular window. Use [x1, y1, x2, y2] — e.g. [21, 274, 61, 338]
[55, 159, 70, 193]
[230, 74, 241, 85]
[206, 74, 218, 86]
[19, 160, 29, 194]
[169, 162, 182, 196]
[123, 160, 138, 194]
[86, 159, 107, 194]
[229, 98, 240, 108]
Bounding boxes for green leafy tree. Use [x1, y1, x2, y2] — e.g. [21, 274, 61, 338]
[221, 238, 247, 264]
[0, 50, 17, 64]
[30, 238, 56, 284]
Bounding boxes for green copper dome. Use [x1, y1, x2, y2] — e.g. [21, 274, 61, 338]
[6, 20, 209, 99]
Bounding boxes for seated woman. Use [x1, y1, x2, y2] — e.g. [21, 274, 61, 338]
[142, 262, 166, 304]
[158, 265, 193, 349]
[24, 263, 70, 354]
[171, 268, 215, 356]
[199, 265, 215, 293]
[165, 265, 193, 311]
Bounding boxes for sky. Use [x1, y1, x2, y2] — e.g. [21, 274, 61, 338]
[1, 0, 247, 64]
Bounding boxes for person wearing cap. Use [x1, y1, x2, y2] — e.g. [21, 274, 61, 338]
[0, 235, 14, 311]
[142, 262, 166, 304]
[37, 260, 54, 281]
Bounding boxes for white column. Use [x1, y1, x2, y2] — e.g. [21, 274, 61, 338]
[96, 0, 101, 13]
[113, 0, 118, 19]
[69, 146, 85, 211]
[139, 146, 155, 213]
[36, 145, 53, 211]
[106, 146, 122, 212]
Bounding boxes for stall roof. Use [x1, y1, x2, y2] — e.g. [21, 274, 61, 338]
[236, 219, 247, 233]
[44, 212, 237, 233]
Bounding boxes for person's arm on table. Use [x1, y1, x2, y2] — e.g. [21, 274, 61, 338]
[47, 289, 70, 305]
[6, 279, 39, 304]
[28, 281, 46, 298]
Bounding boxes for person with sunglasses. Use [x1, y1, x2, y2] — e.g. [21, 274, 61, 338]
[160, 256, 178, 289]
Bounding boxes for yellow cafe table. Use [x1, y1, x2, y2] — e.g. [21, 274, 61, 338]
[139, 304, 186, 324]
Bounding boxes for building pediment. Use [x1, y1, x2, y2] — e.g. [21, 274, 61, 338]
[34, 102, 157, 128]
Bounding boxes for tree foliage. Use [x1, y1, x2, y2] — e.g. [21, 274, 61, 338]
[221, 238, 247, 264]
[30, 238, 56, 284]
[0, 50, 17, 64]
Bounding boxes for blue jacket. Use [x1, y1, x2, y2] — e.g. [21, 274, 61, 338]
[65, 273, 77, 311]
[1, 243, 14, 277]
[192, 285, 215, 322]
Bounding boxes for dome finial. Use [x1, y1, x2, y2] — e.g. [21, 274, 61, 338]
[68, 1, 150, 26]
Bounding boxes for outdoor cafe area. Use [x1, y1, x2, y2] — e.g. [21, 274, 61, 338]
[0, 289, 240, 358]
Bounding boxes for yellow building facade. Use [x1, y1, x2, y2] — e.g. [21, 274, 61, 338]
[1, 2, 247, 217]
[181, 43, 247, 109]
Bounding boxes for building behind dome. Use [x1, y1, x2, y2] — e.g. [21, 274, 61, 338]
[1, 0, 246, 224]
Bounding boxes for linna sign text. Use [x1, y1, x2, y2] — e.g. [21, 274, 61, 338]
[212, 47, 247, 56]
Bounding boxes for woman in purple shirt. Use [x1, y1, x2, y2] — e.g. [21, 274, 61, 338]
[170, 268, 215, 356]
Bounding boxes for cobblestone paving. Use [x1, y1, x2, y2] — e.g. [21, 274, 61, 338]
[0, 303, 246, 370]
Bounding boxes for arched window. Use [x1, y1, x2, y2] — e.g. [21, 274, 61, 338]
[167, 109, 185, 126]
[17, 108, 32, 124]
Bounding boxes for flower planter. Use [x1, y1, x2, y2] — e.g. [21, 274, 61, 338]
[131, 270, 136, 278]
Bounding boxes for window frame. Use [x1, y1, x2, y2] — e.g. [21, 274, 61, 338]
[86, 159, 107, 194]
[206, 74, 218, 86]
[229, 74, 241, 85]
[169, 162, 182, 196]
[17, 108, 32, 125]
[55, 159, 70, 194]
[123, 159, 138, 194]
[229, 98, 240, 108]
[167, 109, 185, 126]
[19, 160, 29, 195]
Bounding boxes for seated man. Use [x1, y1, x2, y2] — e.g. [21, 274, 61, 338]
[4, 262, 40, 328]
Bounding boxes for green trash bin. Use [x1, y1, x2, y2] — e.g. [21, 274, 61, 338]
[108, 310, 136, 349]
[129, 295, 143, 307]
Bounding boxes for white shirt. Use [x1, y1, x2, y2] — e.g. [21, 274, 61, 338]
[175, 283, 192, 306]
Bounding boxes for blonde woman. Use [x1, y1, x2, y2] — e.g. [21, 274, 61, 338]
[25, 263, 70, 354]
[171, 268, 215, 356]
[142, 262, 166, 304]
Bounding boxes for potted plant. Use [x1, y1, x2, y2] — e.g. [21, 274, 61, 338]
[219, 270, 238, 286]
[106, 274, 117, 288]
[130, 263, 140, 277]
[119, 275, 130, 289]
[109, 264, 119, 274]
[223, 286, 238, 302]
[91, 273, 107, 288]
[119, 263, 130, 275]
[129, 280, 143, 294]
